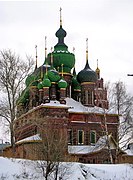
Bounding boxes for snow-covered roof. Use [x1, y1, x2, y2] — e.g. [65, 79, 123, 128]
[16, 134, 41, 144]
[128, 139, 133, 144]
[68, 145, 94, 154]
[36, 100, 69, 109]
[68, 135, 115, 154]
[18, 98, 117, 120]
[65, 98, 116, 114]
[125, 149, 133, 156]
[125, 140, 133, 155]
[41, 100, 69, 108]
[22, 97, 117, 116]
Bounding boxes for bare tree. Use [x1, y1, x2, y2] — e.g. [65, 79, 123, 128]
[110, 81, 133, 149]
[33, 118, 68, 180]
[0, 49, 34, 148]
[93, 81, 133, 163]
[94, 86, 114, 163]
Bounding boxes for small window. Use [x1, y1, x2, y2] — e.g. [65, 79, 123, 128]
[90, 130, 96, 144]
[78, 130, 84, 144]
[68, 129, 73, 145]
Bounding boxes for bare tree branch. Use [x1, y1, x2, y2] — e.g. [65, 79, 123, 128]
[109, 81, 133, 150]
[0, 49, 34, 147]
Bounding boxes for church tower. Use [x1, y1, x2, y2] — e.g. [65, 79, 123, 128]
[47, 8, 75, 98]
[94, 59, 108, 109]
[12, 9, 121, 165]
[77, 39, 97, 107]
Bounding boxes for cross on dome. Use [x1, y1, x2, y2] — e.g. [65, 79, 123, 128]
[60, 7, 62, 27]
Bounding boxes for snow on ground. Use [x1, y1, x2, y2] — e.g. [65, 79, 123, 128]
[0, 157, 133, 180]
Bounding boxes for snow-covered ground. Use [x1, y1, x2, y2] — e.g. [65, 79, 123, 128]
[0, 157, 133, 180]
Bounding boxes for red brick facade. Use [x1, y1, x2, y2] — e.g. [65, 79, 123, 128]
[11, 13, 124, 163]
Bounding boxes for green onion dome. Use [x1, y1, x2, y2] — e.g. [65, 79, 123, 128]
[25, 74, 37, 87]
[72, 77, 81, 90]
[55, 25, 67, 49]
[48, 51, 75, 73]
[74, 85, 81, 91]
[46, 24, 75, 73]
[31, 80, 38, 87]
[58, 78, 67, 88]
[77, 60, 97, 84]
[56, 25, 66, 37]
[47, 69, 61, 82]
[42, 75, 51, 87]
[37, 82, 43, 90]
[33, 64, 51, 82]
[71, 67, 81, 90]
[25, 64, 51, 87]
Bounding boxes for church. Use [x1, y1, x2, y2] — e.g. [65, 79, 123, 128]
[6, 9, 125, 163]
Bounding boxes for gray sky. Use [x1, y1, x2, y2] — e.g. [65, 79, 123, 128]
[0, 0, 133, 141]
[0, 0, 133, 93]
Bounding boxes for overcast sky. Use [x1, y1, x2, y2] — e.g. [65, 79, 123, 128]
[0, 0, 133, 141]
[0, 0, 133, 91]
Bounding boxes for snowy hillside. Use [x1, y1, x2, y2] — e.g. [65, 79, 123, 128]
[0, 157, 133, 180]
